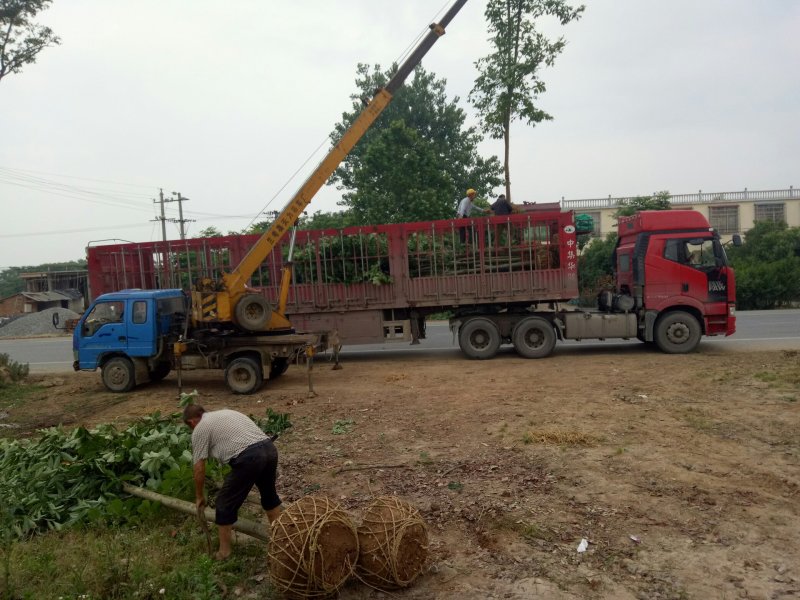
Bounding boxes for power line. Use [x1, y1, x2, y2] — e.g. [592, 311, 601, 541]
[0, 164, 157, 189]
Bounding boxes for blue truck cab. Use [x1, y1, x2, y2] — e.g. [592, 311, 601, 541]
[74, 289, 187, 391]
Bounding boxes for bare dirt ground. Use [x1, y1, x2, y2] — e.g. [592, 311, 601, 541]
[9, 346, 800, 599]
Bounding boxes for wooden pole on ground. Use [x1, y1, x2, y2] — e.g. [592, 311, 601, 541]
[122, 483, 270, 542]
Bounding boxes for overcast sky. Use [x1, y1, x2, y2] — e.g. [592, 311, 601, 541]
[1, 0, 798, 267]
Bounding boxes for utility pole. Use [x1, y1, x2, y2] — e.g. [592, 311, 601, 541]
[169, 192, 195, 240]
[153, 190, 195, 241]
[153, 188, 167, 243]
[163, 192, 195, 240]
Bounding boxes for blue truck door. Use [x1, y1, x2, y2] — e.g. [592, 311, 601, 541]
[77, 300, 128, 369]
[126, 299, 157, 357]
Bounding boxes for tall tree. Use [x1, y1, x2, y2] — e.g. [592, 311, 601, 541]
[330, 63, 501, 224]
[0, 0, 60, 84]
[470, 0, 584, 200]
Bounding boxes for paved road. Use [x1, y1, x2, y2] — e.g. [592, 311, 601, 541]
[1, 310, 798, 373]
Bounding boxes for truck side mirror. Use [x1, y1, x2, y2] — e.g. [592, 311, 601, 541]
[732, 234, 742, 247]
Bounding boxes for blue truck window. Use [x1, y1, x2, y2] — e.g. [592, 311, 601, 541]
[132, 301, 147, 324]
[83, 301, 124, 336]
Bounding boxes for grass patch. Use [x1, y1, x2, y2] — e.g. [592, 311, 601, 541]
[521, 429, 596, 446]
[2, 518, 276, 599]
[331, 419, 354, 435]
[754, 371, 779, 384]
[520, 522, 556, 543]
[0, 383, 43, 410]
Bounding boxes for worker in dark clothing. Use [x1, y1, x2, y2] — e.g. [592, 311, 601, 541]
[184, 404, 282, 560]
[491, 193, 516, 245]
[490, 193, 514, 216]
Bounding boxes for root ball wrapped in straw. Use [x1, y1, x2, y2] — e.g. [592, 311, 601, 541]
[356, 496, 429, 589]
[268, 495, 358, 599]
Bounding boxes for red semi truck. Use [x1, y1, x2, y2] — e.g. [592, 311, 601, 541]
[86, 207, 737, 358]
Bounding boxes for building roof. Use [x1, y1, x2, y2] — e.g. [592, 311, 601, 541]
[19, 289, 84, 303]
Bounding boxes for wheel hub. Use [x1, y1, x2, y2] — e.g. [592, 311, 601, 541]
[666, 322, 689, 344]
[470, 330, 489, 349]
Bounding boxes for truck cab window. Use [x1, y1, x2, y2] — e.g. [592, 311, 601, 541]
[83, 301, 124, 336]
[686, 239, 717, 269]
[664, 239, 717, 270]
[132, 301, 147, 324]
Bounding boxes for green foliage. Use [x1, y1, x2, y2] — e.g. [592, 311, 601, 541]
[0, 0, 60, 83]
[299, 210, 360, 231]
[0, 259, 86, 299]
[727, 221, 800, 309]
[613, 190, 672, 219]
[577, 233, 617, 303]
[0, 353, 29, 386]
[470, 0, 584, 196]
[0, 413, 194, 540]
[197, 226, 224, 238]
[253, 408, 292, 436]
[347, 120, 458, 224]
[331, 419, 354, 435]
[331, 64, 502, 223]
[178, 389, 199, 408]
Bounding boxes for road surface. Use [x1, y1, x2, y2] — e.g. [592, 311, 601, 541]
[0, 310, 798, 373]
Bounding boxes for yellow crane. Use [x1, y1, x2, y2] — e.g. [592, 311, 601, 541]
[190, 0, 468, 332]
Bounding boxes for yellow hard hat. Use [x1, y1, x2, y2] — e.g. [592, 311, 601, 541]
[466, 188, 476, 196]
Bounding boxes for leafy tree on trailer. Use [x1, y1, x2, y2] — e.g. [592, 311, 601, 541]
[613, 190, 672, 219]
[469, 0, 584, 200]
[0, 0, 60, 84]
[330, 63, 501, 224]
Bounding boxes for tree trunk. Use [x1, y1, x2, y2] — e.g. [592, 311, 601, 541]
[503, 121, 511, 201]
[122, 483, 270, 542]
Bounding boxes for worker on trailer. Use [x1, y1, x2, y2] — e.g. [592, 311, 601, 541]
[184, 404, 283, 560]
[456, 188, 489, 242]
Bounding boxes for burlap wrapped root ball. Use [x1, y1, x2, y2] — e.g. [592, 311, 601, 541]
[268, 495, 359, 599]
[356, 496, 429, 590]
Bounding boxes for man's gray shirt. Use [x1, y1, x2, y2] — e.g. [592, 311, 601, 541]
[191, 409, 268, 465]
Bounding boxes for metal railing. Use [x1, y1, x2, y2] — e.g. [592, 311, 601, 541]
[561, 187, 797, 210]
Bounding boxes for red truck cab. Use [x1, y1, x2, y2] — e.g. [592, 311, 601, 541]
[615, 210, 737, 351]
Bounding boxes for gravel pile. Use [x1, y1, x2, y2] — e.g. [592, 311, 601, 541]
[0, 307, 80, 338]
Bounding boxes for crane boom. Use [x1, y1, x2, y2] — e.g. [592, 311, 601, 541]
[192, 0, 468, 331]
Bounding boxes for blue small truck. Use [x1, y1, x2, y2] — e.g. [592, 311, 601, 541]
[72, 289, 317, 394]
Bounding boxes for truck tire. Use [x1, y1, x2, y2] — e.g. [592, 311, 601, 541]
[654, 311, 701, 354]
[512, 317, 556, 359]
[102, 357, 135, 392]
[234, 294, 272, 332]
[458, 318, 501, 359]
[225, 356, 263, 394]
[269, 357, 289, 379]
[148, 361, 171, 382]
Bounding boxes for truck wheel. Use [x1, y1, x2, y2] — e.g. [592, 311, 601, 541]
[234, 294, 272, 331]
[102, 357, 135, 392]
[512, 317, 556, 359]
[458, 318, 501, 359]
[654, 311, 701, 354]
[225, 357, 263, 394]
[269, 357, 289, 379]
[148, 361, 171, 382]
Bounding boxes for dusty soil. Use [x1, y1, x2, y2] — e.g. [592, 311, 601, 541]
[7, 346, 800, 599]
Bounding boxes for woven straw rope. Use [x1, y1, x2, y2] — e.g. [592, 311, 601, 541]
[268, 495, 358, 599]
[357, 496, 428, 588]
